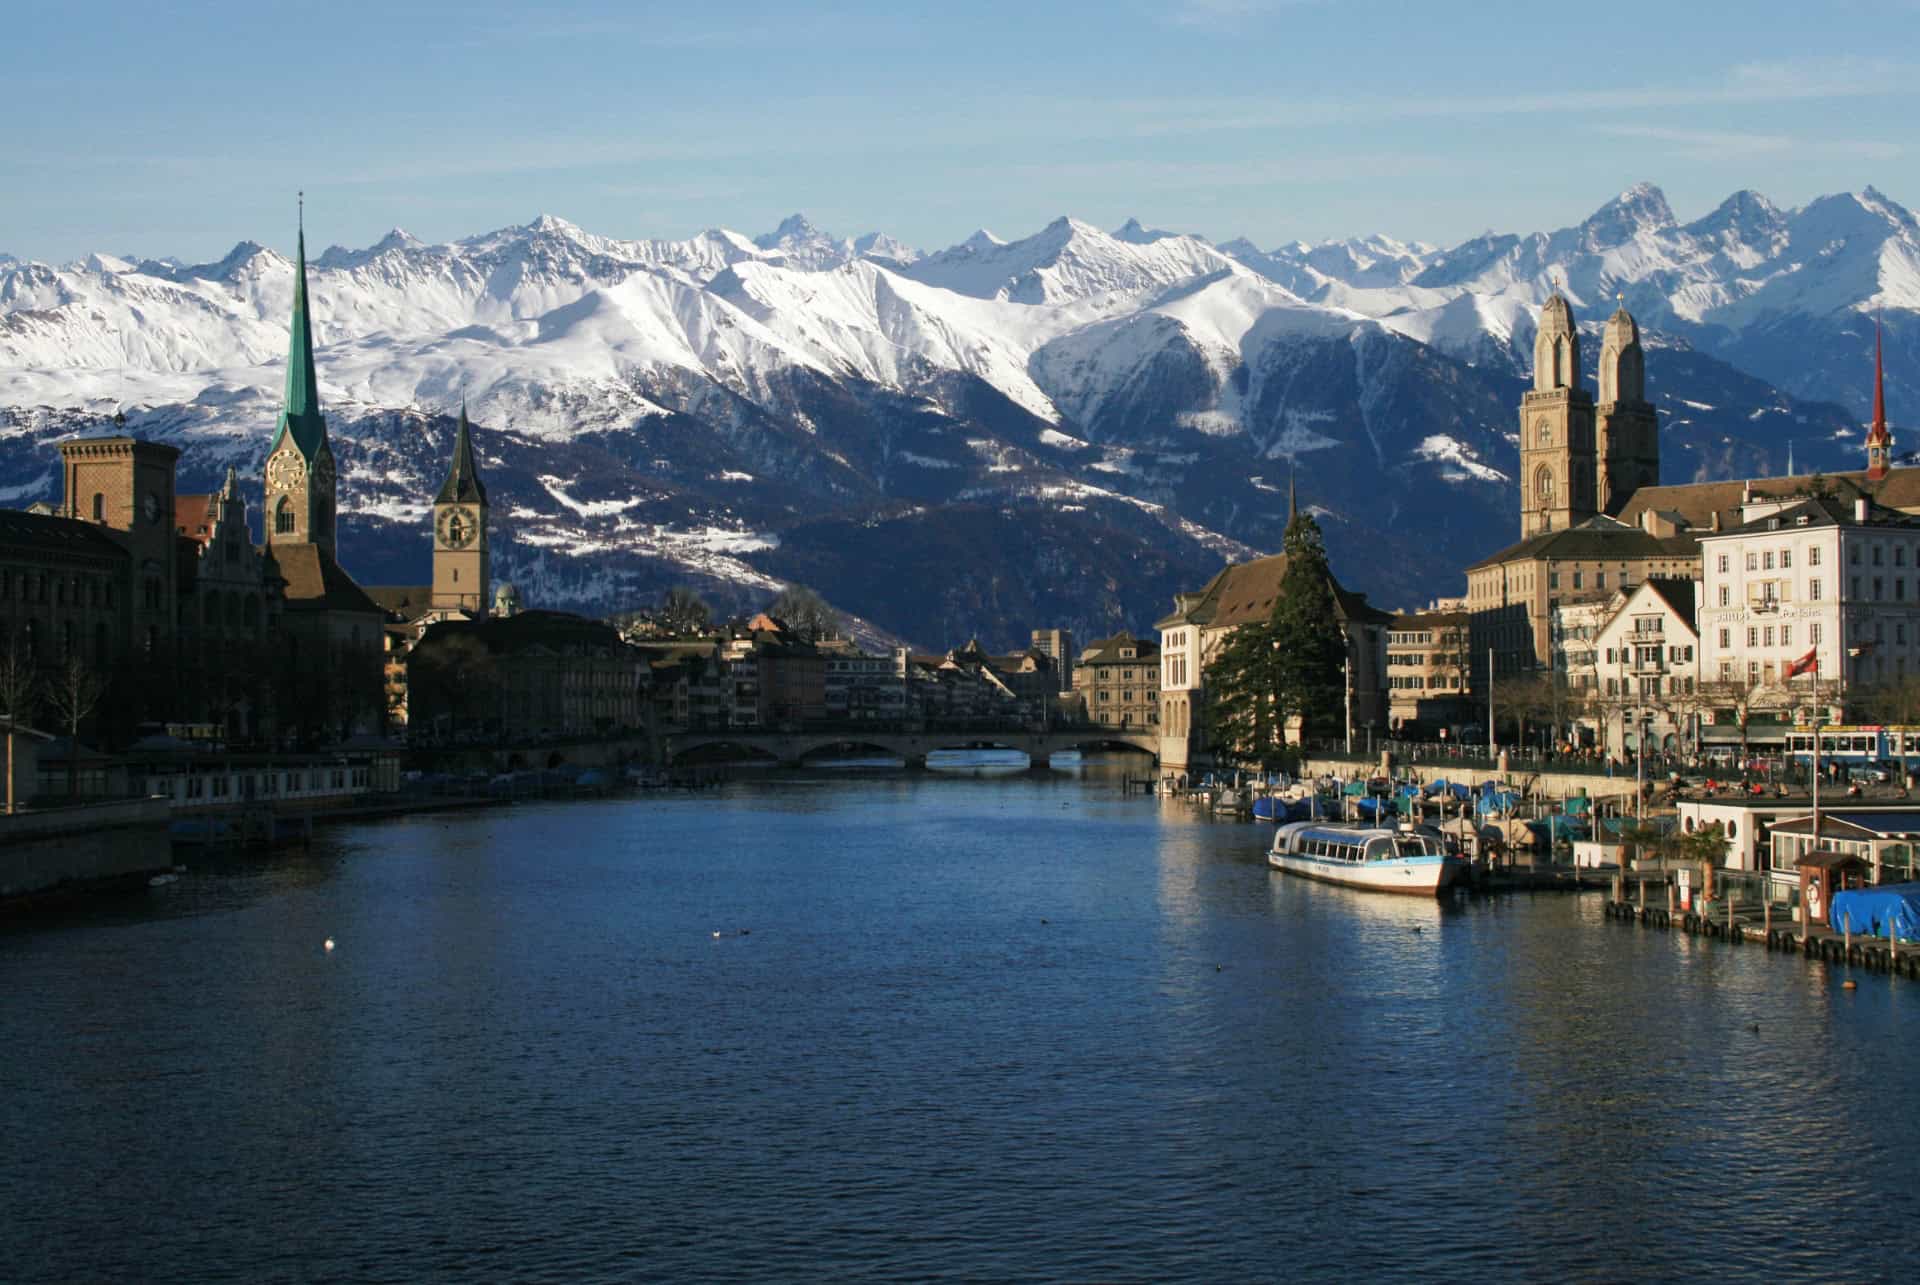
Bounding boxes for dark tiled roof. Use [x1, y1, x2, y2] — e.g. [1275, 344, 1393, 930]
[1617, 465, 1920, 533]
[1467, 515, 1700, 571]
[1080, 630, 1159, 665]
[1157, 551, 1392, 630]
[1708, 494, 1920, 538]
[1640, 577, 1697, 625]
[0, 510, 129, 562]
[175, 494, 215, 544]
[1390, 610, 1469, 629]
[419, 608, 626, 656]
[270, 543, 384, 617]
[365, 584, 433, 619]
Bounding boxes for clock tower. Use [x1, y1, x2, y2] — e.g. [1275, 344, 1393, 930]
[432, 399, 490, 613]
[264, 210, 338, 557]
[1518, 294, 1597, 537]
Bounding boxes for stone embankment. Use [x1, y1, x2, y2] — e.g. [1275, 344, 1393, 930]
[0, 798, 172, 902]
[1299, 755, 1640, 808]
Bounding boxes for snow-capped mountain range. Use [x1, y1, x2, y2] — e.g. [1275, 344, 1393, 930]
[0, 184, 1910, 644]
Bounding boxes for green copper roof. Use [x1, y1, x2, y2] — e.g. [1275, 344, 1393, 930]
[269, 221, 328, 459]
[435, 398, 488, 505]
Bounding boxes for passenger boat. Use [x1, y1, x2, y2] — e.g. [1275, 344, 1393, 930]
[1267, 821, 1468, 896]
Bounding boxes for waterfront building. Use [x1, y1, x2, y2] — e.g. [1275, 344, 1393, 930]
[407, 610, 647, 741]
[1029, 628, 1075, 691]
[1155, 551, 1390, 775]
[820, 640, 908, 722]
[1385, 610, 1473, 732]
[1696, 494, 1920, 722]
[0, 217, 385, 749]
[1073, 631, 1159, 729]
[1466, 298, 1920, 728]
[719, 614, 826, 728]
[1590, 577, 1701, 756]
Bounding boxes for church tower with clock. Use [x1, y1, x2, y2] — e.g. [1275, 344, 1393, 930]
[1518, 293, 1597, 537]
[263, 211, 338, 557]
[431, 399, 490, 613]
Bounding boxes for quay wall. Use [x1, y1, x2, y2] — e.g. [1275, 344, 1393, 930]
[0, 798, 173, 899]
[1298, 756, 1640, 806]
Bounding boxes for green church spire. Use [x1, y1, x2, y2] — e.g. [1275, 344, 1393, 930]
[269, 193, 327, 459]
[436, 395, 488, 505]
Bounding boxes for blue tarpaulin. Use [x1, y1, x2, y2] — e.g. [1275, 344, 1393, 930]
[1828, 884, 1920, 943]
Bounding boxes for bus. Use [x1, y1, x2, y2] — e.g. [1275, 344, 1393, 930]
[1781, 725, 1920, 769]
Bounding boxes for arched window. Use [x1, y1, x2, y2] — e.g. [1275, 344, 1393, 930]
[275, 497, 294, 534]
[91, 492, 104, 522]
[1536, 467, 1555, 506]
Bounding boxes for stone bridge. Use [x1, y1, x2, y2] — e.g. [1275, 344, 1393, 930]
[665, 727, 1160, 769]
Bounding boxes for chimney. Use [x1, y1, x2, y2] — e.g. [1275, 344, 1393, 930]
[1855, 497, 1870, 523]
[1710, 511, 1721, 532]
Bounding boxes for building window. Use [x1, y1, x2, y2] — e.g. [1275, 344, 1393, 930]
[1782, 626, 1792, 648]
[1718, 627, 1730, 648]
[1572, 571, 1583, 590]
[1717, 554, 1729, 573]
[1763, 551, 1774, 570]
[1812, 623, 1822, 645]
[1747, 552, 1758, 571]
[1596, 572, 1606, 590]
[1748, 627, 1758, 647]
[1874, 545, 1885, 566]
[1782, 549, 1793, 569]
[91, 492, 103, 522]
[1810, 579, 1822, 601]
[275, 497, 294, 534]
[1851, 545, 1861, 565]
[1718, 586, 1730, 606]
[1763, 626, 1774, 647]
[1810, 547, 1822, 567]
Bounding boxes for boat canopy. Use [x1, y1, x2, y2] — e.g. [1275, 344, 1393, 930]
[1827, 883, 1920, 943]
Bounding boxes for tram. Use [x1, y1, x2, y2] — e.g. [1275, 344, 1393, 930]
[1781, 725, 1920, 767]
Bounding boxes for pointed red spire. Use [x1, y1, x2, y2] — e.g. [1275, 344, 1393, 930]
[1872, 317, 1888, 440]
[1867, 315, 1891, 480]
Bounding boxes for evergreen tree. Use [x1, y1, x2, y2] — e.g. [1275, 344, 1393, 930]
[1269, 511, 1348, 738]
[1200, 510, 1349, 765]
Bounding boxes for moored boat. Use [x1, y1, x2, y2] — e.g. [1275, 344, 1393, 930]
[1268, 821, 1468, 896]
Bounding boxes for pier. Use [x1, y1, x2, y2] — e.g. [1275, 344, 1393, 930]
[1603, 883, 1920, 980]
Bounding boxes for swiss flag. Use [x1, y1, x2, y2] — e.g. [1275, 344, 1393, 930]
[1785, 647, 1818, 678]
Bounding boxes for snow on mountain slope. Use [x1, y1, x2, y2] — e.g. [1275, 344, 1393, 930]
[0, 191, 1907, 627]
[901, 216, 1246, 306]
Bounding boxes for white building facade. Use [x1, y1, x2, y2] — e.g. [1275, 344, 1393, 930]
[1697, 496, 1920, 719]
[1591, 578, 1700, 756]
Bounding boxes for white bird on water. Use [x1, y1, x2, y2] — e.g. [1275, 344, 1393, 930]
[324, 938, 335, 952]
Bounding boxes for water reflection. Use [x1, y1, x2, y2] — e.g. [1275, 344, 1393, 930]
[3, 775, 1917, 1281]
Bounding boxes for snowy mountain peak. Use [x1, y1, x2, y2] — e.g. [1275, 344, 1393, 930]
[134, 240, 281, 283]
[957, 229, 1004, 253]
[1579, 182, 1678, 248]
[316, 228, 424, 270]
[755, 213, 825, 250]
[1113, 217, 1174, 245]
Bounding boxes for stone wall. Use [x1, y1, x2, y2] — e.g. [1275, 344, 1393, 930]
[0, 797, 172, 898]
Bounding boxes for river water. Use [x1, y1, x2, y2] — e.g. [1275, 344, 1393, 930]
[3, 766, 1916, 1281]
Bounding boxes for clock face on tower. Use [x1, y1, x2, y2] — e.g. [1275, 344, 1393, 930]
[313, 451, 336, 495]
[437, 505, 478, 550]
[266, 450, 305, 490]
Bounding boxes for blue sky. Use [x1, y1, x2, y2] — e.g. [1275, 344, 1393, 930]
[7, 0, 1919, 263]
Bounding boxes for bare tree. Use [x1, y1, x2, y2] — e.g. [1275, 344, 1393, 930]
[1697, 679, 1766, 782]
[768, 584, 840, 643]
[0, 642, 39, 814]
[45, 656, 107, 800]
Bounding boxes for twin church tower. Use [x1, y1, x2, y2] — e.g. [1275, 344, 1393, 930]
[261, 215, 491, 615]
[1517, 294, 1660, 536]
